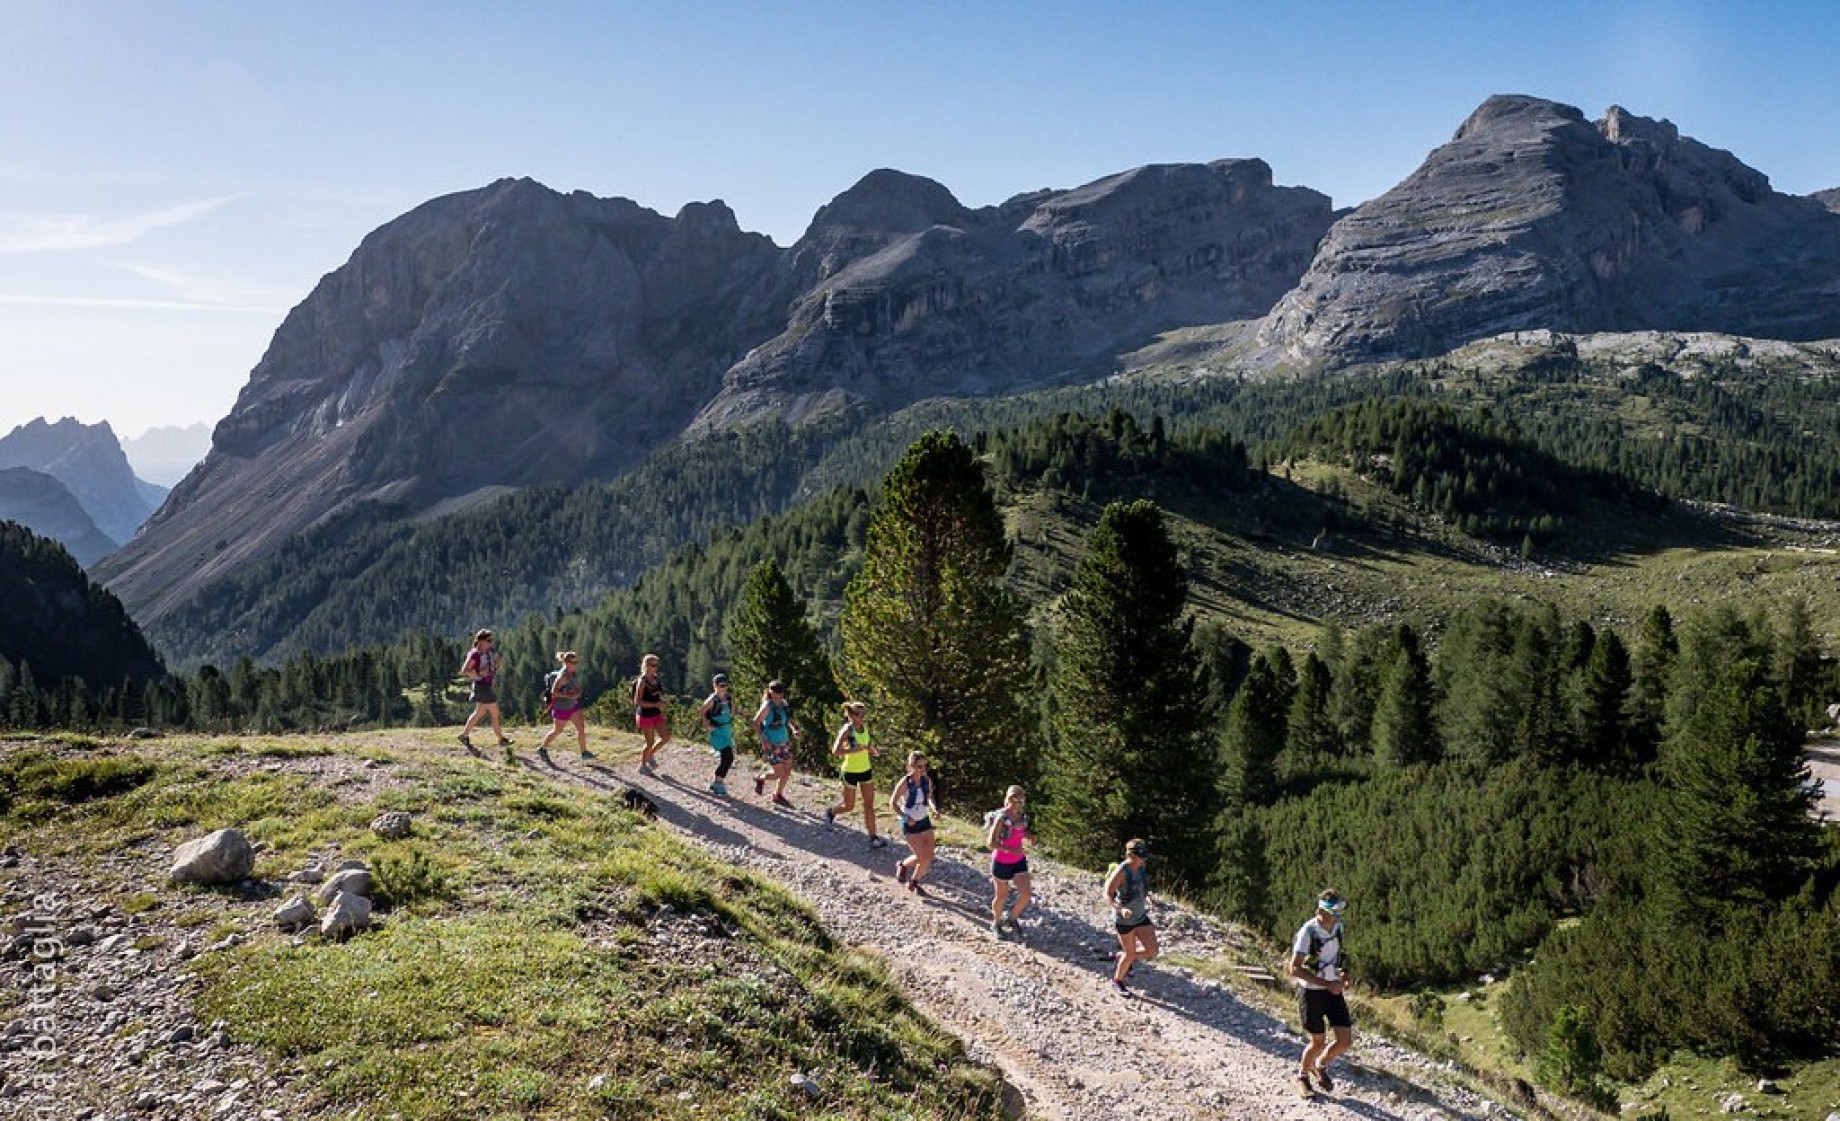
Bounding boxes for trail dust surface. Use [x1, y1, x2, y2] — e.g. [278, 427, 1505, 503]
[547, 737, 1507, 1121]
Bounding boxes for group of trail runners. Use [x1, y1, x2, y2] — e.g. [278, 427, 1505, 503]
[456, 631, 1355, 1100]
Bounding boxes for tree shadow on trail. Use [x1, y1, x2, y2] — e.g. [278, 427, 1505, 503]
[521, 745, 1486, 1120]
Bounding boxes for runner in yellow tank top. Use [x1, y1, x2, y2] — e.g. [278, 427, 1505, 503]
[823, 701, 885, 848]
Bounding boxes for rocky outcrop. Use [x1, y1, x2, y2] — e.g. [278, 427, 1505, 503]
[97, 179, 789, 619]
[1258, 96, 1840, 364]
[169, 829, 254, 886]
[697, 161, 1335, 429]
[1815, 187, 1840, 215]
[0, 466, 117, 566]
[99, 166, 1334, 623]
[0, 418, 159, 545]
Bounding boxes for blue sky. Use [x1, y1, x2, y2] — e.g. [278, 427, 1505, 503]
[3, 0, 1837, 438]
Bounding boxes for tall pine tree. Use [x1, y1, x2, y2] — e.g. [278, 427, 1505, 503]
[1217, 646, 1293, 807]
[729, 559, 840, 772]
[1654, 658, 1822, 922]
[1372, 623, 1437, 767]
[839, 431, 1035, 807]
[1040, 500, 1214, 886]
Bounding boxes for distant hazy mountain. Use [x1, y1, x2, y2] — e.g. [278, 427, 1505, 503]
[99, 163, 1336, 622]
[0, 467, 118, 566]
[121, 422, 211, 487]
[1257, 95, 1840, 363]
[0, 519, 165, 687]
[0, 418, 162, 546]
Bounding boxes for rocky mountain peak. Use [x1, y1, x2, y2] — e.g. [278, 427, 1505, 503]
[0, 417, 154, 546]
[805, 169, 967, 235]
[1258, 94, 1840, 364]
[101, 178, 790, 618]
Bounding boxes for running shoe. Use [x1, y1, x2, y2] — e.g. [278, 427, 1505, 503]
[1000, 915, 1022, 936]
[537, 746, 551, 763]
[458, 733, 472, 748]
[1313, 1067, 1334, 1093]
[580, 749, 595, 760]
[772, 794, 795, 808]
[497, 737, 512, 747]
[1294, 1075, 1317, 1100]
[990, 919, 1005, 939]
[638, 762, 656, 777]
[909, 882, 927, 897]
[1110, 979, 1130, 996]
[895, 862, 911, 885]
[753, 773, 766, 796]
[709, 781, 729, 797]
[868, 835, 888, 849]
[823, 808, 837, 829]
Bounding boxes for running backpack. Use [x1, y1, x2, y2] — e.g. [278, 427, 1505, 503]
[542, 669, 562, 707]
[1280, 925, 1343, 980]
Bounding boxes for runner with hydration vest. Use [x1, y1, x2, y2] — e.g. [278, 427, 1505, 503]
[458, 629, 510, 750]
[700, 673, 735, 796]
[824, 701, 885, 847]
[749, 680, 800, 807]
[633, 653, 670, 776]
[985, 785, 1033, 939]
[890, 751, 937, 891]
[538, 651, 590, 762]
[1103, 838, 1158, 995]
[1289, 889, 1354, 1098]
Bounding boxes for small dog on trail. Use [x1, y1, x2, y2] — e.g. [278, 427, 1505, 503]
[621, 786, 659, 819]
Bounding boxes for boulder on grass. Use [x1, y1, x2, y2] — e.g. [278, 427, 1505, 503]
[169, 829, 254, 886]
[319, 891, 372, 940]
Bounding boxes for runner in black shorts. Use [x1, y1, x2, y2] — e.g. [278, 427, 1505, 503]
[1102, 839, 1159, 995]
[890, 751, 937, 892]
[1288, 890, 1353, 1097]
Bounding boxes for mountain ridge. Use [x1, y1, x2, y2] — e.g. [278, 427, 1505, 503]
[0, 417, 164, 556]
[93, 93, 1840, 640]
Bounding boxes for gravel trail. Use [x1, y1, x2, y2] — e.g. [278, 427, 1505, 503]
[598, 740, 1507, 1121]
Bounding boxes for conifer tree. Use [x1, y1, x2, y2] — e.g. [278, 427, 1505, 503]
[1433, 599, 1519, 767]
[1626, 604, 1676, 763]
[1771, 596, 1825, 725]
[1326, 624, 1387, 755]
[1664, 604, 1768, 739]
[1284, 651, 1338, 771]
[1040, 500, 1213, 885]
[1655, 658, 1822, 923]
[839, 431, 1035, 807]
[729, 559, 839, 772]
[1371, 624, 1437, 766]
[1573, 629, 1634, 770]
[1509, 606, 1567, 764]
[1212, 810, 1273, 931]
[1218, 646, 1293, 807]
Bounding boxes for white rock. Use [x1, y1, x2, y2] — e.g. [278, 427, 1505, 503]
[169, 829, 255, 886]
[319, 890, 372, 939]
[315, 867, 371, 904]
[790, 1071, 823, 1098]
[274, 894, 316, 933]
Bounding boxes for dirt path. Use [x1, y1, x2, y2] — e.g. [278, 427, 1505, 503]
[543, 739, 1502, 1121]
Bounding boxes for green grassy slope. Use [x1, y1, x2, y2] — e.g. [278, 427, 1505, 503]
[0, 734, 1007, 1120]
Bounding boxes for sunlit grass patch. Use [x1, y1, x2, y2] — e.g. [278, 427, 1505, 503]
[7, 734, 1009, 1119]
